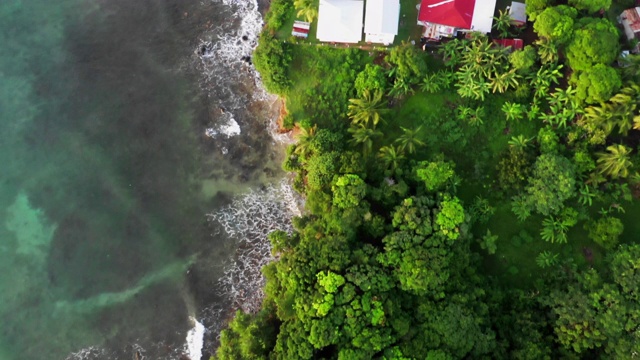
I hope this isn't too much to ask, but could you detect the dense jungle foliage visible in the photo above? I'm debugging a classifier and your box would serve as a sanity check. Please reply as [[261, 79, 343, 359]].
[[216, 0, 640, 358]]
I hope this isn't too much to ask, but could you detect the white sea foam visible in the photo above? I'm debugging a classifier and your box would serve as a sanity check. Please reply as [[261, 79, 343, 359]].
[[185, 317, 206, 360], [205, 113, 241, 138], [207, 179, 301, 314], [197, 0, 295, 149], [65, 346, 107, 360]]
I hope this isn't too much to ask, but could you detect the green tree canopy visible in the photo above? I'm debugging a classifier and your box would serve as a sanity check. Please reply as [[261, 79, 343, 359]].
[[253, 34, 292, 95], [355, 64, 388, 96], [526, 0, 555, 21], [568, 0, 611, 13], [414, 160, 455, 192], [566, 18, 619, 71], [571, 64, 621, 104], [585, 216, 623, 249], [533, 6, 577, 44], [386, 43, 428, 84], [331, 174, 367, 209], [509, 45, 537, 73], [524, 154, 576, 216]]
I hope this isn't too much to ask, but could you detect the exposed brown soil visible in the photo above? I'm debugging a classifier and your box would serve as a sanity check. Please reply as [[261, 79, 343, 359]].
[[275, 98, 292, 134]]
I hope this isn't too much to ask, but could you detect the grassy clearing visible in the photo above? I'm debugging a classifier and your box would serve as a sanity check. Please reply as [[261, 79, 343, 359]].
[[284, 45, 374, 124], [396, 0, 422, 45]]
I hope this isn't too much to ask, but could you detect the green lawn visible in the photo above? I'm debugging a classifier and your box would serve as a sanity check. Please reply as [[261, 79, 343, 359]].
[[396, 0, 422, 45]]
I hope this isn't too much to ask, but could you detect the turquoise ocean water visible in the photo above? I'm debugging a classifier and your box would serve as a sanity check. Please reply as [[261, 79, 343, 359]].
[[0, 0, 288, 358]]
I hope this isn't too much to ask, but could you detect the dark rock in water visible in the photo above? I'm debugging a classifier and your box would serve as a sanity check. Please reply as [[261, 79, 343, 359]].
[[198, 42, 213, 56], [242, 35, 248, 41], [240, 56, 252, 65]]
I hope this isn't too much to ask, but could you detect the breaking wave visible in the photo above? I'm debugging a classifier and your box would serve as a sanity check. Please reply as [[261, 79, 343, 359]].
[[207, 178, 300, 314], [195, 0, 293, 145]]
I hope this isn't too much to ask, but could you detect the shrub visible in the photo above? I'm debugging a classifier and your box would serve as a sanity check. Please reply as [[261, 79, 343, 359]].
[[265, 0, 293, 31], [585, 216, 624, 249], [509, 45, 537, 73], [354, 64, 388, 96], [253, 33, 292, 95]]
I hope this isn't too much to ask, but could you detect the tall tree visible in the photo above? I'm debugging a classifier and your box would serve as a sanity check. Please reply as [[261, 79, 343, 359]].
[[377, 145, 405, 172], [348, 124, 382, 156], [568, 0, 611, 13], [566, 18, 619, 71], [294, 0, 317, 22], [571, 64, 621, 104], [294, 124, 317, 159], [524, 154, 576, 216], [492, 9, 513, 38], [395, 126, 426, 154], [347, 90, 387, 128], [533, 5, 577, 45], [596, 144, 633, 179]]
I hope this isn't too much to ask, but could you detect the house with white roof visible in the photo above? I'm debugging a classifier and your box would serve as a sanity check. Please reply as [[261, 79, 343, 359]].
[[417, 0, 497, 39], [508, 2, 527, 26], [316, 0, 365, 43], [364, 0, 400, 45]]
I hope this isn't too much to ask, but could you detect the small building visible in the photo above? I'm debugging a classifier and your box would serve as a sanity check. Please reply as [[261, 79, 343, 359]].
[[508, 2, 527, 26], [620, 7, 640, 41], [292, 21, 310, 38], [417, 0, 497, 39], [317, 0, 365, 43], [364, 0, 400, 45]]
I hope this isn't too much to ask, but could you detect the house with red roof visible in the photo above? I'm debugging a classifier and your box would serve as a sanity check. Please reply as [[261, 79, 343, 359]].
[[418, 0, 497, 39]]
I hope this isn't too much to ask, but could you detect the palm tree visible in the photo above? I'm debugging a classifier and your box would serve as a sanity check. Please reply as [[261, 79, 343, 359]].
[[492, 9, 513, 38], [294, 0, 317, 22], [609, 86, 640, 135], [489, 69, 519, 93], [294, 124, 317, 159], [395, 126, 426, 154], [540, 216, 569, 244], [527, 103, 541, 121], [619, 53, 640, 82], [597, 144, 634, 179], [348, 124, 382, 156], [502, 101, 525, 122], [438, 38, 466, 67], [535, 38, 558, 64], [456, 75, 491, 101], [508, 135, 533, 150], [529, 64, 563, 101], [469, 106, 485, 126], [583, 105, 615, 135], [389, 78, 413, 98], [456, 106, 473, 122], [378, 145, 405, 171], [347, 90, 387, 128], [578, 184, 597, 206], [420, 73, 441, 93], [535, 251, 559, 268]]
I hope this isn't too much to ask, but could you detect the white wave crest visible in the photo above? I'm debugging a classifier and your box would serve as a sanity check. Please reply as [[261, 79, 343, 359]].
[[65, 346, 107, 360], [185, 317, 206, 360], [207, 179, 301, 314], [205, 113, 241, 138]]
